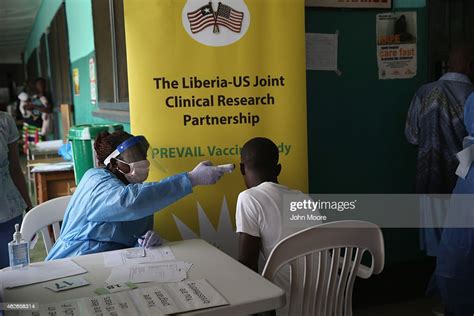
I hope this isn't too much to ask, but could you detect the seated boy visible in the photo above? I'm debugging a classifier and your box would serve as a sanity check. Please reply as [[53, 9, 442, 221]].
[[236, 137, 321, 277]]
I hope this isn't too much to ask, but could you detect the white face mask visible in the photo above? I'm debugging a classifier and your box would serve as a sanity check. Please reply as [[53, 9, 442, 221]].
[[116, 159, 150, 183]]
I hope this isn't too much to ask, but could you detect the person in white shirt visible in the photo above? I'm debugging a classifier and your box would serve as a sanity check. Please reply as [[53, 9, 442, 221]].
[[236, 137, 321, 309]]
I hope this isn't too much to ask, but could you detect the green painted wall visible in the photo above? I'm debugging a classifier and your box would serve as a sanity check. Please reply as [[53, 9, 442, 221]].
[[305, 5, 427, 263], [65, 0, 95, 62], [306, 9, 426, 194]]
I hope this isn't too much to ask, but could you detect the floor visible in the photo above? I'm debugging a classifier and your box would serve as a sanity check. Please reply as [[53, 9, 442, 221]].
[[354, 298, 441, 316], [30, 234, 46, 262]]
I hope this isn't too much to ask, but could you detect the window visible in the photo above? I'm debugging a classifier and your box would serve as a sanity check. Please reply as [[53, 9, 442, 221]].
[[47, 4, 72, 105], [92, 0, 129, 109]]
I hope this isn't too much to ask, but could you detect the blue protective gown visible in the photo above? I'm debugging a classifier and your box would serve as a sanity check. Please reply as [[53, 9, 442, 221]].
[[436, 93, 474, 315], [46, 168, 192, 260]]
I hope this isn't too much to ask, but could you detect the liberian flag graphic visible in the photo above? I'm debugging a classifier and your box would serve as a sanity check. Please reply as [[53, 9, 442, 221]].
[[187, 3, 216, 34], [187, 2, 244, 34]]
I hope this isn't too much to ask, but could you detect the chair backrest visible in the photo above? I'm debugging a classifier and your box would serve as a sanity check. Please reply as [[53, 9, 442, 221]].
[[262, 220, 384, 316], [20, 196, 71, 254]]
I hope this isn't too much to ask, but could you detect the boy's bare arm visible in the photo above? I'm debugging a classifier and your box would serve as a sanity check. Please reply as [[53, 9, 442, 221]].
[[238, 232, 261, 273]]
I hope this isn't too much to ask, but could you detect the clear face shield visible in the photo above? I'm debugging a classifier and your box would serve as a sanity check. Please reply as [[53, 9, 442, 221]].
[[103, 136, 151, 183], [103, 136, 168, 182], [104, 136, 149, 165]]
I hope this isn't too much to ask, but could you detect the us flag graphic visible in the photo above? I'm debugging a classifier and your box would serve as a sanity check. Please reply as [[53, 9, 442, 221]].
[[187, 3, 216, 34], [216, 2, 244, 33]]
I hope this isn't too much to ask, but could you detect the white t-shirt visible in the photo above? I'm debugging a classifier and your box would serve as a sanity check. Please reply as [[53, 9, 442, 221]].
[[236, 182, 320, 315], [236, 182, 313, 263]]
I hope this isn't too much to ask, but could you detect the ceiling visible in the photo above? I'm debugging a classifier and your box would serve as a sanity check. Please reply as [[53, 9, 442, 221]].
[[0, 0, 42, 64]]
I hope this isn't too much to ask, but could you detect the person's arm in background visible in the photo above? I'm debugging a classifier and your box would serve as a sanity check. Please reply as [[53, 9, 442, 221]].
[[8, 143, 32, 210], [236, 192, 262, 273]]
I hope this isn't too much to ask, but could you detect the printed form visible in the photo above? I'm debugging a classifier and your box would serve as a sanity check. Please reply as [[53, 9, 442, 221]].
[[20, 279, 227, 316], [105, 261, 192, 284], [103, 246, 175, 268]]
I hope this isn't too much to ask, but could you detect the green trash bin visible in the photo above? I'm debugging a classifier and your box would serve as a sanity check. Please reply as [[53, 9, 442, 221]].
[[68, 124, 123, 184]]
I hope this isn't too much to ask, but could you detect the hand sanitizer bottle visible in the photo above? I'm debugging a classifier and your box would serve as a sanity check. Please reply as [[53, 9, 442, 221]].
[[8, 224, 30, 269]]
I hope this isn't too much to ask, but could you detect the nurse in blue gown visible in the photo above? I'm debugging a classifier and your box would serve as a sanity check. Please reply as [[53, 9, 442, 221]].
[[436, 93, 474, 316], [46, 131, 224, 260]]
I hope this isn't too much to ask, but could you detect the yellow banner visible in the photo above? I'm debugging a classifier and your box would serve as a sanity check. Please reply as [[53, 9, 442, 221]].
[[124, 0, 307, 256]]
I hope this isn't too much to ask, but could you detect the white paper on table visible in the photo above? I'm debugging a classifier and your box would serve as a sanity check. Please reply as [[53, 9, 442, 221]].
[[18, 293, 137, 316], [43, 276, 90, 292], [19, 301, 81, 316], [31, 162, 74, 173], [0, 259, 87, 288], [78, 292, 139, 316], [130, 279, 228, 315], [125, 248, 145, 259], [32, 140, 64, 153], [105, 261, 189, 284], [103, 246, 175, 268]]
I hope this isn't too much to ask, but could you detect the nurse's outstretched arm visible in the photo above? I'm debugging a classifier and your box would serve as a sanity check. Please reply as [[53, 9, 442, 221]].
[[87, 172, 193, 222], [87, 162, 225, 222]]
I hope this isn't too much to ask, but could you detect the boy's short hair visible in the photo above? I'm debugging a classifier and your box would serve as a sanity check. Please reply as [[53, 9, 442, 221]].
[[241, 137, 279, 171]]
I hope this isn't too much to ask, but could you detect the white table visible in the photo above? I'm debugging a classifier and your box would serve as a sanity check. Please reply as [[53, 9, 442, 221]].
[[3, 239, 285, 315]]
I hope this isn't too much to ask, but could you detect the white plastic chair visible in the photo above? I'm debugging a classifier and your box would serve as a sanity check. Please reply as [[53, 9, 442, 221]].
[[262, 220, 384, 316], [20, 196, 71, 254]]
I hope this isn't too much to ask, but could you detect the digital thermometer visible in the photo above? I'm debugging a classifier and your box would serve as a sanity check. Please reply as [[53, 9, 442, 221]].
[[216, 164, 235, 173]]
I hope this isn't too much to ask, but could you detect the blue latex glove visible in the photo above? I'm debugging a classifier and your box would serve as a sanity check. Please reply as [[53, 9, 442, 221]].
[[188, 161, 224, 186], [58, 143, 73, 161], [138, 230, 162, 249]]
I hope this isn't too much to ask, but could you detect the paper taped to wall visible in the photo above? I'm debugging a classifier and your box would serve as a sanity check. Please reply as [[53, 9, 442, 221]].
[[306, 32, 341, 74]]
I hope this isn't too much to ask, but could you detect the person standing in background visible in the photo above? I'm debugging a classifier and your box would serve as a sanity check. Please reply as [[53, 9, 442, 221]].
[[406, 45, 474, 255], [0, 111, 32, 269], [405, 45, 474, 301], [21, 78, 53, 143], [31, 78, 53, 137]]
